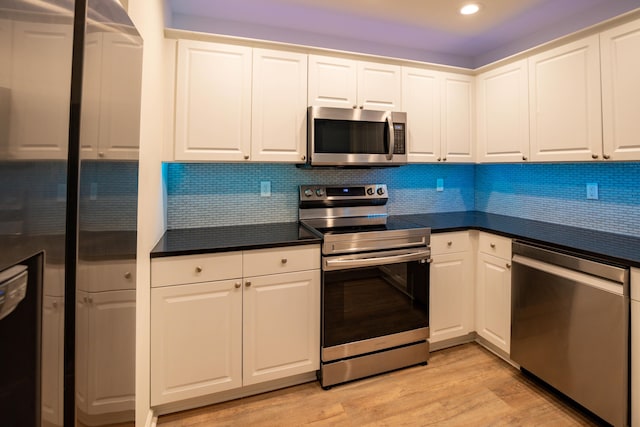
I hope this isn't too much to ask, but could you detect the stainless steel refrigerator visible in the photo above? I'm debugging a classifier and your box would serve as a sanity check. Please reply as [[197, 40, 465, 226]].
[[0, 0, 142, 425]]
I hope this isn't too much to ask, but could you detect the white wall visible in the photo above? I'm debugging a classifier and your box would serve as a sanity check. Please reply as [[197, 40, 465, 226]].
[[126, 0, 169, 425]]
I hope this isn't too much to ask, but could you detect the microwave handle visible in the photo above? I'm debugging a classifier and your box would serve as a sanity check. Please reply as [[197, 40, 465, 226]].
[[385, 112, 395, 160]]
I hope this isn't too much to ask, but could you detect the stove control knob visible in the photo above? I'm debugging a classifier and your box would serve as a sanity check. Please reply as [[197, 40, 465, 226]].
[[315, 188, 325, 197], [304, 188, 313, 197], [366, 187, 374, 196], [377, 187, 385, 196]]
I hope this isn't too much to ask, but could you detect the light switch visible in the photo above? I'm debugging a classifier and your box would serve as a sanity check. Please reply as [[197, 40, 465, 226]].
[[260, 181, 271, 197], [586, 183, 598, 200], [436, 178, 444, 192]]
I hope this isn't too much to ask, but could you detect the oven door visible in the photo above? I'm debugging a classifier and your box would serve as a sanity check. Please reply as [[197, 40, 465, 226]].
[[321, 248, 430, 362]]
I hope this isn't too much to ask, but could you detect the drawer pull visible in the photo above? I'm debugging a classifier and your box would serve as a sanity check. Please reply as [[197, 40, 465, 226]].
[[506, 263, 512, 269], [281, 258, 288, 264], [447, 241, 452, 246], [124, 272, 132, 279], [235, 282, 241, 289], [195, 266, 203, 273], [245, 281, 252, 287], [490, 243, 496, 249]]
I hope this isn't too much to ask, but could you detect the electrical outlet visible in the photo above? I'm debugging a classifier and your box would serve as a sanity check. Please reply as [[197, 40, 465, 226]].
[[260, 181, 271, 197], [90, 183, 98, 201], [436, 178, 444, 192], [57, 184, 66, 202], [586, 183, 598, 200]]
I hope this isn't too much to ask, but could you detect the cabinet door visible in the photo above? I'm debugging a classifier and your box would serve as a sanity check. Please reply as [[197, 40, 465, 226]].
[[78, 290, 136, 416], [251, 49, 307, 163], [357, 61, 402, 111], [96, 32, 143, 160], [441, 73, 474, 162], [476, 60, 529, 163], [243, 270, 320, 386], [174, 40, 252, 161], [528, 35, 602, 162], [151, 279, 242, 405], [41, 296, 64, 426], [600, 18, 640, 161], [9, 22, 73, 159], [429, 251, 474, 344], [402, 66, 441, 163], [79, 32, 102, 158], [632, 268, 639, 427], [476, 252, 511, 354], [308, 55, 357, 108]]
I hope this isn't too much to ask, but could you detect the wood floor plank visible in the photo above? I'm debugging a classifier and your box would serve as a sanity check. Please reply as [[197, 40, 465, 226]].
[[157, 343, 603, 426]]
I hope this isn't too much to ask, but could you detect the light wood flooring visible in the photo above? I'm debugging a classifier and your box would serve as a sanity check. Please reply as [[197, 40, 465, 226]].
[[157, 343, 604, 426]]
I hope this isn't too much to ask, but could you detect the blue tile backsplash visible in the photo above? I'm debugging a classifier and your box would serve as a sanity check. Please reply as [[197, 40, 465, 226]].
[[166, 162, 640, 237]]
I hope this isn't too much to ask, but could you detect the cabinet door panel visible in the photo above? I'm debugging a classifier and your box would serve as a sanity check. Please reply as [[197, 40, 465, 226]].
[[151, 280, 242, 405], [308, 55, 357, 108], [357, 61, 402, 111], [251, 49, 307, 162], [243, 270, 320, 386], [402, 66, 441, 162], [601, 18, 640, 161], [441, 73, 474, 162], [174, 40, 252, 161], [476, 252, 511, 353], [529, 35, 601, 162], [477, 60, 529, 162]]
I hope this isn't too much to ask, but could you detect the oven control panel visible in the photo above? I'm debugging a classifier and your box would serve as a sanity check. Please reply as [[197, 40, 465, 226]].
[[299, 184, 387, 201]]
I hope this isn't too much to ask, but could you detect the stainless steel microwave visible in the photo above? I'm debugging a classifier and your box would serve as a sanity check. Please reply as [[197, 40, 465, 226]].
[[307, 106, 407, 167]]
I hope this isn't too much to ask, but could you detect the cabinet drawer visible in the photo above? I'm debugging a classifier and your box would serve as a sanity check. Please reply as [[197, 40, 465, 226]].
[[478, 232, 512, 259], [243, 245, 320, 277], [77, 259, 136, 292], [431, 232, 471, 255], [151, 252, 242, 287]]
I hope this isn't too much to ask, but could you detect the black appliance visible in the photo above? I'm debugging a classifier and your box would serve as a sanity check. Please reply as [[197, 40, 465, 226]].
[[299, 184, 430, 388], [0, 0, 142, 425]]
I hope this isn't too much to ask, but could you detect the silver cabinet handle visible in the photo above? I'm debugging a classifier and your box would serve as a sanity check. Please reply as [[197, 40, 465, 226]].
[[490, 243, 496, 249], [301, 155, 306, 161], [442, 157, 447, 161], [281, 258, 288, 264], [195, 266, 202, 273], [124, 272, 132, 279], [352, 105, 357, 109], [603, 154, 610, 160], [52, 301, 58, 308], [245, 281, 252, 287], [522, 156, 528, 161], [244, 155, 249, 160], [447, 241, 453, 246], [234, 282, 241, 289], [592, 153, 599, 159], [506, 263, 512, 269]]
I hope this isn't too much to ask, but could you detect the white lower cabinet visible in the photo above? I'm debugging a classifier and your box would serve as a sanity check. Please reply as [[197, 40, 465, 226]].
[[475, 232, 512, 354], [631, 268, 639, 427], [429, 232, 475, 345], [41, 295, 64, 426], [150, 245, 320, 408]]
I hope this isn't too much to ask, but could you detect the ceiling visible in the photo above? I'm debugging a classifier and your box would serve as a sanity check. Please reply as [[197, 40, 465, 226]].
[[166, 0, 640, 68]]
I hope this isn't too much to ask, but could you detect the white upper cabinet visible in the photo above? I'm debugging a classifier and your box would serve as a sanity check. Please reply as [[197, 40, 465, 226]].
[[600, 18, 640, 161], [402, 66, 441, 162], [174, 40, 252, 161], [251, 48, 308, 163], [528, 35, 602, 162], [308, 55, 401, 111], [8, 22, 73, 160], [80, 32, 142, 160], [441, 73, 474, 162], [476, 60, 530, 163]]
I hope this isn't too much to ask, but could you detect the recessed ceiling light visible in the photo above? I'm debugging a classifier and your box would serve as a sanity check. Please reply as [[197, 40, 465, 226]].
[[460, 3, 481, 15]]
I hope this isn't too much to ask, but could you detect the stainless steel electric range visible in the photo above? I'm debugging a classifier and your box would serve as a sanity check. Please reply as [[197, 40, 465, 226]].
[[299, 184, 431, 389]]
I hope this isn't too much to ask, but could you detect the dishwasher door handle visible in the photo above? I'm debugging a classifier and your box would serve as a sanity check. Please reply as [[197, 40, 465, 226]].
[[512, 254, 625, 296]]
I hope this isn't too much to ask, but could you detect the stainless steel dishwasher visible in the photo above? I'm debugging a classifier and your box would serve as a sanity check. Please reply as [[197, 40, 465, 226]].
[[511, 241, 629, 427]]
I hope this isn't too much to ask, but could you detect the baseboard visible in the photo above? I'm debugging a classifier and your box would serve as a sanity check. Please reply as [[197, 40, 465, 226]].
[[429, 332, 476, 352], [474, 335, 519, 368], [146, 408, 157, 427]]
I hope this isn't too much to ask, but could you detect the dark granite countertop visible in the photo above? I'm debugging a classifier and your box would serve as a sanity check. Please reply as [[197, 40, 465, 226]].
[[151, 222, 321, 258], [397, 211, 640, 268]]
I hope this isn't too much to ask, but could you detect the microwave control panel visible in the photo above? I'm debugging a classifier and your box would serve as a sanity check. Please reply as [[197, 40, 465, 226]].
[[393, 123, 405, 154]]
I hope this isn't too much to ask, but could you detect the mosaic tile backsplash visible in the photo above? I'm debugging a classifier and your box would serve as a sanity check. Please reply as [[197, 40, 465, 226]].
[[166, 163, 475, 228], [167, 162, 640, 237]]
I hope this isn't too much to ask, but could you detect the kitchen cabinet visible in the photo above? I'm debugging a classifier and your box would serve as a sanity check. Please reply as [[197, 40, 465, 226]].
[[600, 18, 640, 161], [402, 67, 474, 163], [80, 31, 143, 160], [174, 40, 252, 161], [632, 268, 639, 427], [77, 258, 136, 292], [429, 232, 475, 347], [476, 60, 529, 163], [75, 289, 136, 422], [41, 295, 64, 426], [528, 35, 602, 162], [475, 232, 512, 355], [251, 48, 307, 163], [308, 54, 401, 111], [150, 245, 320, 407], [7, 21, 73, 160]]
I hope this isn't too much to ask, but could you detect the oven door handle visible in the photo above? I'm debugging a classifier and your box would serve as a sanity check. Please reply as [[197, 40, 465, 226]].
[[324, 250, 431, 270]]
